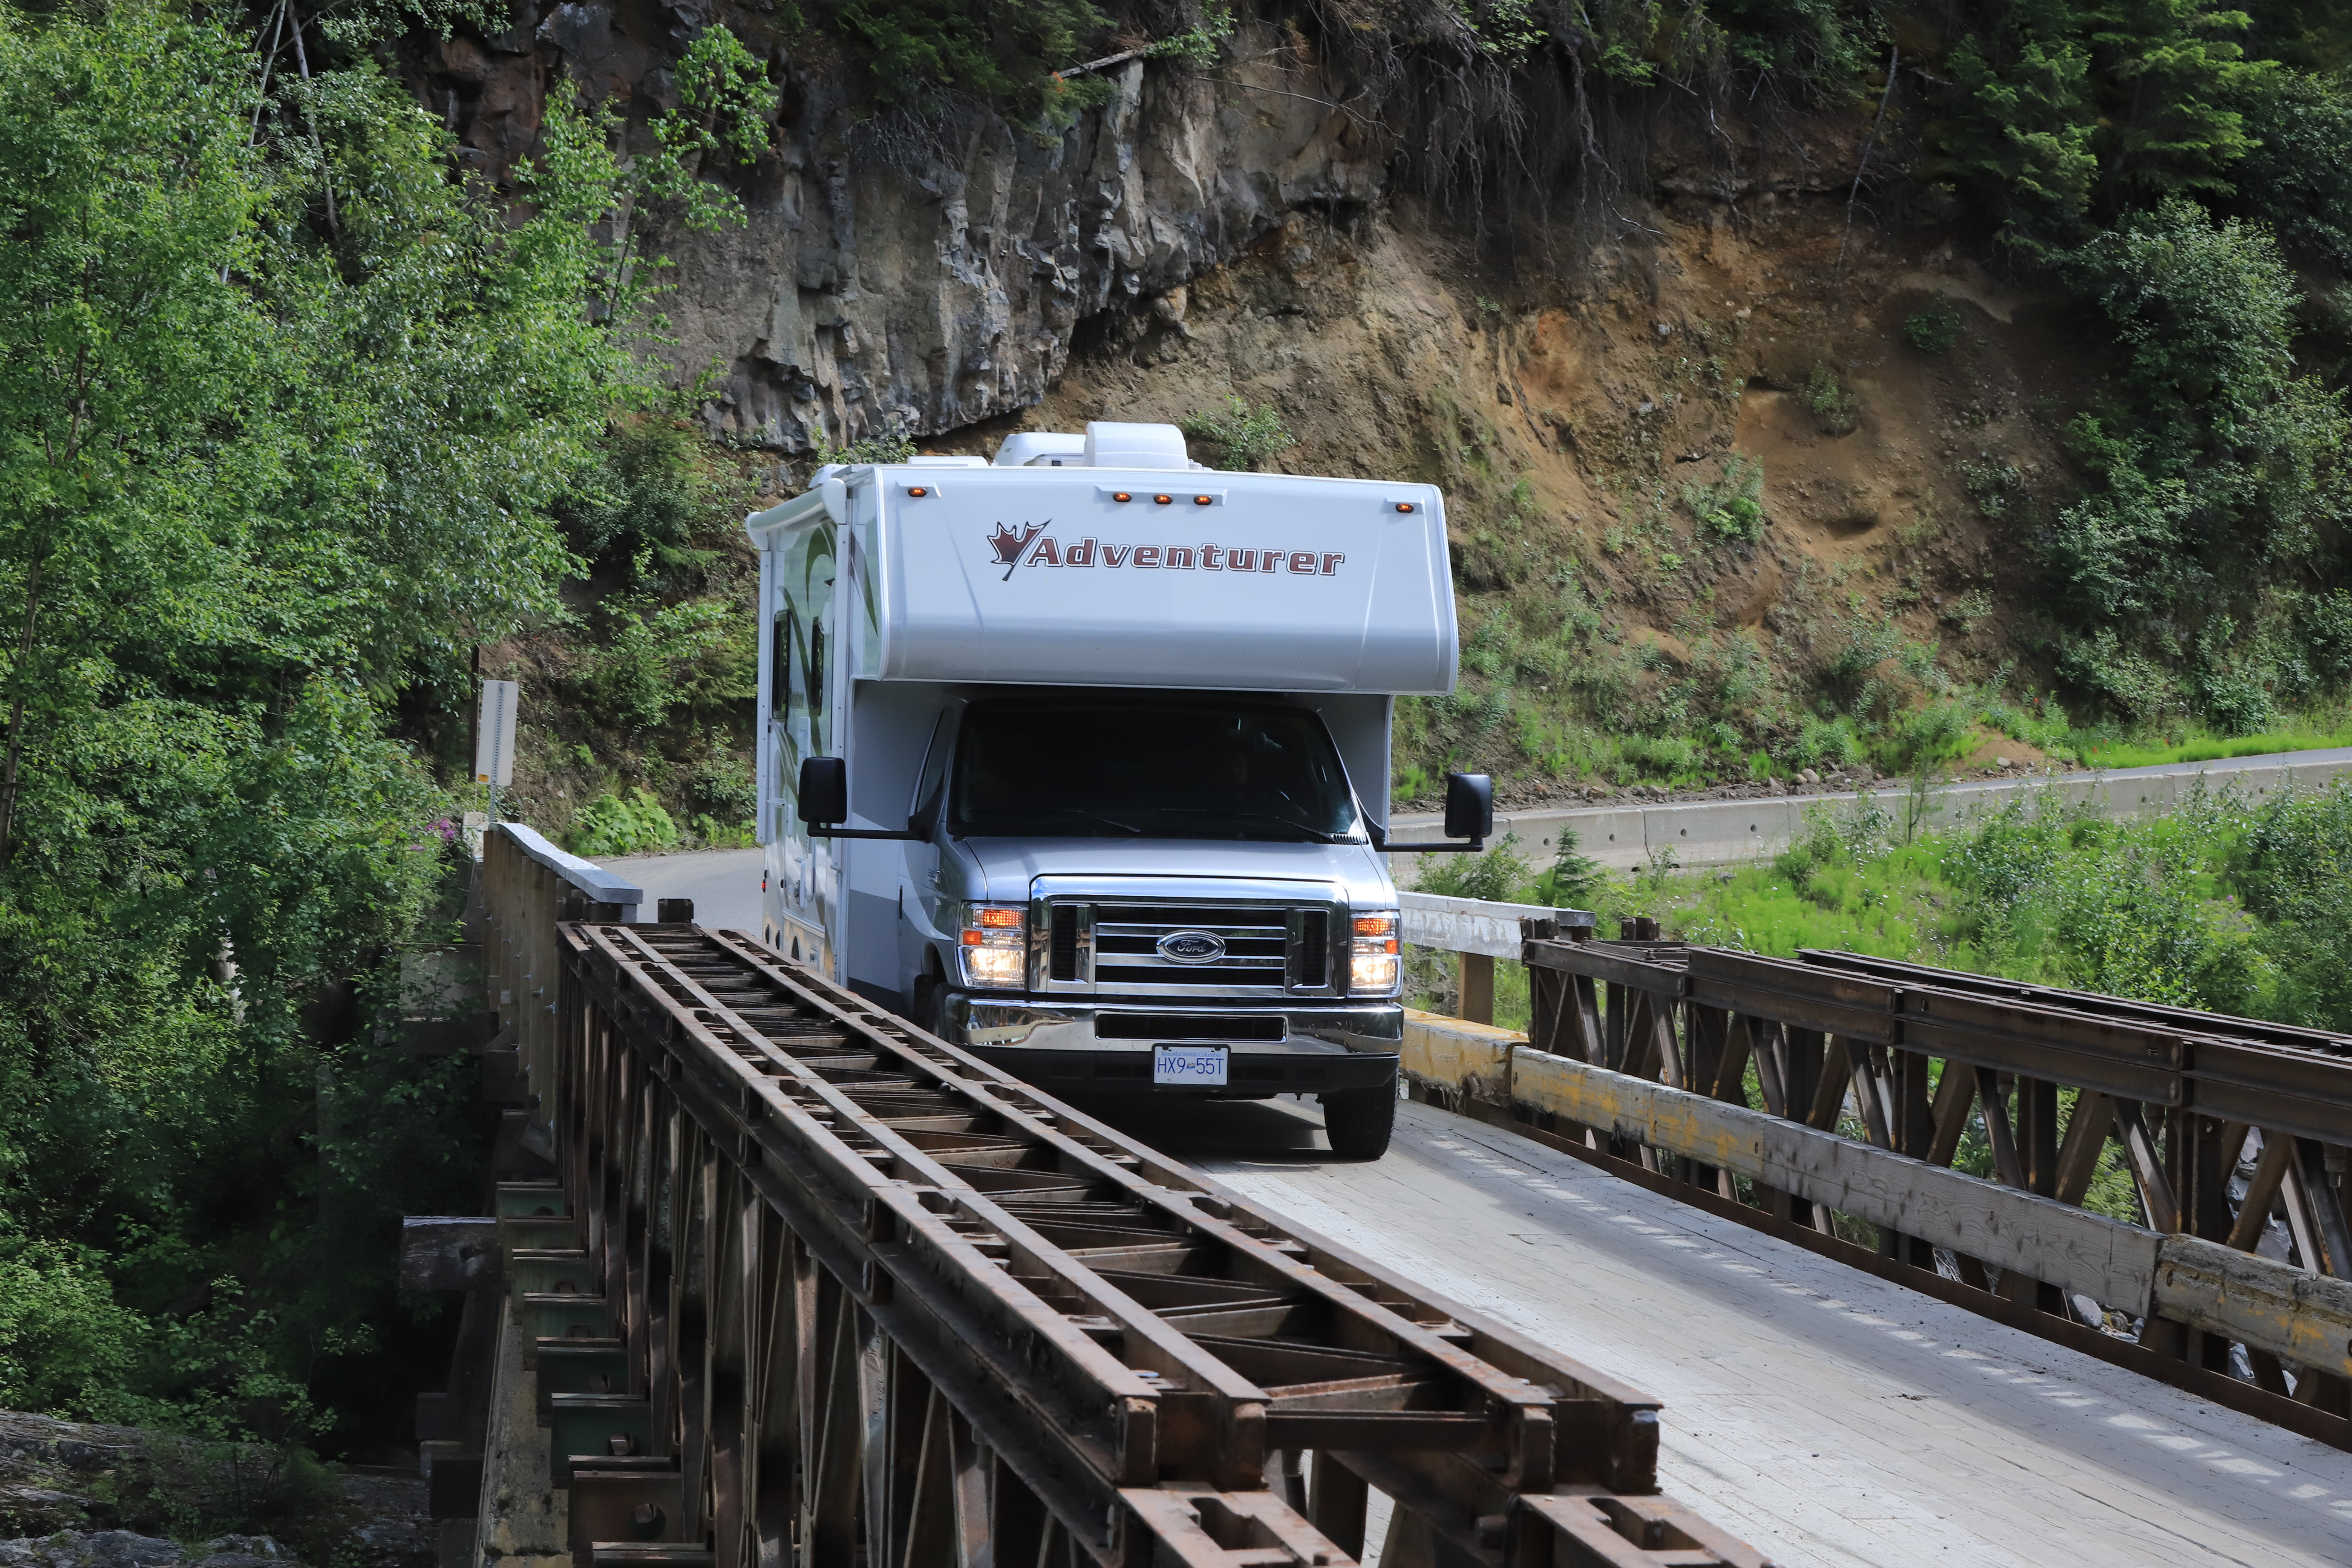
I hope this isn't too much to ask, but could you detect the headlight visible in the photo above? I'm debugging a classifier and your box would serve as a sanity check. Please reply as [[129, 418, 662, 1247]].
[[1350, 911, 1400, 994], [958, 903, 1027, 989]]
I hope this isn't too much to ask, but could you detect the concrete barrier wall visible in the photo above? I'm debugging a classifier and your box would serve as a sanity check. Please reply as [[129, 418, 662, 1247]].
[[1393, 746, 2352, 872]]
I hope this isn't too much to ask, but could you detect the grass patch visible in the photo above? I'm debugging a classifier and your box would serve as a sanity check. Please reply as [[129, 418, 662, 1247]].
[[2075, 724, 2352, 769], [1409, 781, 2352, 1037]]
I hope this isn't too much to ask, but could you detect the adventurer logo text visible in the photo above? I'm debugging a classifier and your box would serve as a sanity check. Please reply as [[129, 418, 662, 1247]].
[[987, 522, 1343, 581]]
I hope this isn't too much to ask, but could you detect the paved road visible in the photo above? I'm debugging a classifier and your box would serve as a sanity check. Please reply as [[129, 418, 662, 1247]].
[[591, 747, 2352, 916], [602, 845, 763, 932], [1395, 744, 2352, 870], [1103, 1096, 2352, 1568]]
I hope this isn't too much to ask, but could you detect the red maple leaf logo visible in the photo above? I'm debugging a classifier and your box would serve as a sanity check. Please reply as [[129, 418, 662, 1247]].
[[987, 522, 1046, 577]]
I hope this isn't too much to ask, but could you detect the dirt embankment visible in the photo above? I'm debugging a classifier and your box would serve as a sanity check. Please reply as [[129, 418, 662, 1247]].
[[914, 189, 2087, 794]]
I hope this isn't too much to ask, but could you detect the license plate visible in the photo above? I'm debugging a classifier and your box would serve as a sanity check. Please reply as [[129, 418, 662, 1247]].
[[1153, 1044, 1228, 1087]]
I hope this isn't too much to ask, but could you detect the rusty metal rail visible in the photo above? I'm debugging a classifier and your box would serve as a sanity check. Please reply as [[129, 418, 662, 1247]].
[[521, 911, 1769, 1568], [1502, 919, 2352, 1445]]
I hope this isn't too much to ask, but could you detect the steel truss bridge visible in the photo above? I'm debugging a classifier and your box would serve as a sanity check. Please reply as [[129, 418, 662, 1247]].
[[399, 825, 2352, 1568]]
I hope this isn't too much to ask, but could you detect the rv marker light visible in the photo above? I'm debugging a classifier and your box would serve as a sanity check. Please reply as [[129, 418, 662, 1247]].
[[907, 486, 928, 497], [1395, 502, 1415, 513], [1112, 491, 1132, 502], [1154, 493, 1173, 504], [1194, 495, 1213, 505]]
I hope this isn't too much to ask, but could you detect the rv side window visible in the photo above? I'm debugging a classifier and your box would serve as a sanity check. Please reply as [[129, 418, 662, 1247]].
[[806, 619, 825, 716], [770, 608, 797, 715], [908, 710, 952, 825]]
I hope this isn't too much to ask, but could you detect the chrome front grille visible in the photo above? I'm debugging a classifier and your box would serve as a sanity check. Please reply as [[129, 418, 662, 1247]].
[[1030, 897, 1343, 997]]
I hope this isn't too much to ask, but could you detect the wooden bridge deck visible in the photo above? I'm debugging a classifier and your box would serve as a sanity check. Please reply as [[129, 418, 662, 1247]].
[[1104, 1096, 2352, 1568]]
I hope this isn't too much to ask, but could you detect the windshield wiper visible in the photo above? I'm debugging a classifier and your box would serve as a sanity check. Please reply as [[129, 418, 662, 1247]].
[[1159, 808, 1348, 843]]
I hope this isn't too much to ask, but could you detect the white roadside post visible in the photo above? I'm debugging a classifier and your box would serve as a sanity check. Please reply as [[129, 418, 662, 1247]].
[[475, 678, 518, 823]]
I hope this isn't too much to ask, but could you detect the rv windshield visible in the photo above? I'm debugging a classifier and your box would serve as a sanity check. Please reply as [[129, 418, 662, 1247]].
[[949, 702, 1363, 842]]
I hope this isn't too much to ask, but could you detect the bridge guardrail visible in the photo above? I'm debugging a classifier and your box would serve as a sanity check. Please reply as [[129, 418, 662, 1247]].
[[1397, 891, 1594, 1026], [481, 824, 643, 1155], [1389, 898, 2352, 1451]]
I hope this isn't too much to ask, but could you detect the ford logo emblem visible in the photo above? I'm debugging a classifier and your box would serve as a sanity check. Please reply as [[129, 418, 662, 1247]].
[[1156, 931, 1226, 964]]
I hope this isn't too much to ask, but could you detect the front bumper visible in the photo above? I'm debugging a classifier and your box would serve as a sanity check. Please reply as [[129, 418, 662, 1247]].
[[942, 993, 1401, 1098]]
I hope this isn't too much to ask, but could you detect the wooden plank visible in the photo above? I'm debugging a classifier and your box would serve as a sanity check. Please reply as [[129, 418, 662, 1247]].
[[1402, 891, 1591, 959], [1460, 954, 1494, 1026], [2153, 1234, 2352, 1380], [1507, 1047, 2163, 1311], [403, 1216, 501, 1291]]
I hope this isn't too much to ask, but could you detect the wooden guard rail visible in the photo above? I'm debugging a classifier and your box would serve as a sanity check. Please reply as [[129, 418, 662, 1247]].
[[1401, 916, 2352, 1450], [459, 824, 1776, 1568], [480, 823, 644, 1156]]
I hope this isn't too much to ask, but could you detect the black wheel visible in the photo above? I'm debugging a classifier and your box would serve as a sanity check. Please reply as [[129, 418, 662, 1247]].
[[1321, 1081, 1397, 1159], [910, 971, 945, 1040]]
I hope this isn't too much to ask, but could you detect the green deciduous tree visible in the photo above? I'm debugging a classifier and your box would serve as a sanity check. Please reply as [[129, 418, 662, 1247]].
[[0, 0, 645, 1443]]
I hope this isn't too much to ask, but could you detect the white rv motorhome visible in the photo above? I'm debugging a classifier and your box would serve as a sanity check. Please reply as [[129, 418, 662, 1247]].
[[743, 421, 1490, 1158]]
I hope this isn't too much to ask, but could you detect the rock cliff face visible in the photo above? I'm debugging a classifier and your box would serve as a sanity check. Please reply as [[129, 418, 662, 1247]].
[[440, 8, 2090, 806], [425, 5, 1399, 449]]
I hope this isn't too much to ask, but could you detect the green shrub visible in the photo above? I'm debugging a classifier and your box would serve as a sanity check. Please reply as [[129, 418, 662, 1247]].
[[558, 416, 717, 578], [1619, 732, 1706, 782], [823, 0, 1113, 126], [815, 426, 917, 465], [1182, 396, 1298, 471], [686, 734, 756, 822], [1787, 713, 1866, 772], [1960, 459, 2021, 520], [588, 597, 753, 732], [568, 788, 680, 856], [1801, 363, 1859, 435], [1531, 826, 1610, 908], [1413, 833, 1530, 902], [0, 1238, 142, 1418], [1903, 296, 1963, 353], [1684, 454, 1767, 542]]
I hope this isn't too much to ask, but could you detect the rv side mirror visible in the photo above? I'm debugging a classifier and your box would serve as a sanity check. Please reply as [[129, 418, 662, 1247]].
[[798, 756, 848, 827], [1442, 772, 1494, 842]]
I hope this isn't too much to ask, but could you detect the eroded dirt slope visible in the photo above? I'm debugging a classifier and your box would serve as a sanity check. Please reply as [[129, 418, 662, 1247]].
[[917, 191, 2082, 800]]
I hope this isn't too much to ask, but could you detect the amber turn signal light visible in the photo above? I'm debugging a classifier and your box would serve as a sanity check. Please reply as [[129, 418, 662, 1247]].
[[1395, 502, 1415, 513], [907, 486, 928, 497], [1154, 493, 1173, 504], [1112, 491, 1133, 502]]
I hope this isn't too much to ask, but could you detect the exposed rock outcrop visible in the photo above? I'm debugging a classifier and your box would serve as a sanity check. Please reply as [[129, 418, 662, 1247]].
[[421, 4, 1403, 448]]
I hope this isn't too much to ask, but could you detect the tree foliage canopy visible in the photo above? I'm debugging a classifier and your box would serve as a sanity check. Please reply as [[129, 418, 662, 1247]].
[[0, 0, 641, 1442]]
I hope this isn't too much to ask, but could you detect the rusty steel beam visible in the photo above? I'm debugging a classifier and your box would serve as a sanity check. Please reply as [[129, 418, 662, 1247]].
[[531, 919, 1768, 1568]]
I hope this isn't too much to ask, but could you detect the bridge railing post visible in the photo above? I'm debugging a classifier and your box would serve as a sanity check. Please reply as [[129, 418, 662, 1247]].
[[475, 822, 644, 1159]]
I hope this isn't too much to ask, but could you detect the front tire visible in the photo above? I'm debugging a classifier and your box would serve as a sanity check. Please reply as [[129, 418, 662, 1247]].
[[1321, 1080, 1397, 1159], [910, 972, 945, 1040]]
